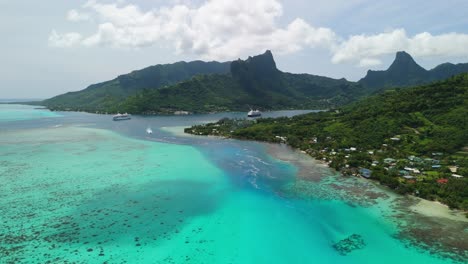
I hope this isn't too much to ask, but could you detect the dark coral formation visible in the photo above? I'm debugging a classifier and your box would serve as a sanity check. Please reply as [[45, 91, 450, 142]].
[[332, 234, 366, 255]]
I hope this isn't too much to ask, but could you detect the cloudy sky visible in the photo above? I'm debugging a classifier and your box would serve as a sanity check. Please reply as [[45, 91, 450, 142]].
[[2, 0, 468, 99]]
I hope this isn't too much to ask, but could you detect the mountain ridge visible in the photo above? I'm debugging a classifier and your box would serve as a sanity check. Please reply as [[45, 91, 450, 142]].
[[42, 50, 468, 113], [118, 51, 360, 114], [43, 60, 231, 111], [359, 51, 468, 89]]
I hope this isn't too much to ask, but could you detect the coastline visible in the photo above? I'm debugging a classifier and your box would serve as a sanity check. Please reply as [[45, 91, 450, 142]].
[[160, 126, 222, 139], [261, 141, 468, 261], [263, 141, 468, 221], [409, 198, 468, 222], [181, 125, 467, 220], [168, 125, 468, 261]]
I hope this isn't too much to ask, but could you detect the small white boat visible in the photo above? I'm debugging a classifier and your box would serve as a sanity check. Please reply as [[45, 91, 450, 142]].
[[146, 127, 153, 134], [247, 109, 261, 117], [113, 113, 131, 121]]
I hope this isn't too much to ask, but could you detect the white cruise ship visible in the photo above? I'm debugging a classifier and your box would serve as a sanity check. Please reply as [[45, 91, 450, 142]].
[[112, 113, 131, 121], [247, 109, 261, 117]]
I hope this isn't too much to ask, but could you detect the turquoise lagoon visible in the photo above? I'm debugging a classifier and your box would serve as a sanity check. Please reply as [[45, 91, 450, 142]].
[[0, 105, 465, 263], [0, 104, 60, 122]]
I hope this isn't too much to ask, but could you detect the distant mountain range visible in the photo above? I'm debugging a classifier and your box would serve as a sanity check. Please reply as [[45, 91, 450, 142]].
[[42, 50, 468, 114], [359, 51, 468, 89], [117, 51, 362, 114]]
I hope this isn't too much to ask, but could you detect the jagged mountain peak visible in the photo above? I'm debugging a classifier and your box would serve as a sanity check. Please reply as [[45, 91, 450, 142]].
[[394, 51, 413, 61], [243, 50, 277, 70], [388, 51, 426, 73], [359, 51, 429, 89], [231, 50, 279, 79]]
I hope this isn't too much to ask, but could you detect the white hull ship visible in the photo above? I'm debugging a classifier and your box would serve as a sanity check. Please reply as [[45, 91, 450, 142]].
[[247, 109, 261, 117], [113, 113, 131, 121]]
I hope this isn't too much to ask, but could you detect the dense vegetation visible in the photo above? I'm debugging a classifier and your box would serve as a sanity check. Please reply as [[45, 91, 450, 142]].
[[359, 51, 468, 89], [186, 74, 468, 210], [117, 51, 361, 114], [41, 50, 468, 115], [43, 60, 230, 112]]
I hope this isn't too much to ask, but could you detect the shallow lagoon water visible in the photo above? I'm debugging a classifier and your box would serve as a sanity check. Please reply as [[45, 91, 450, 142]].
[[0, 104, 60, 122], [0, 105, 465, 263]]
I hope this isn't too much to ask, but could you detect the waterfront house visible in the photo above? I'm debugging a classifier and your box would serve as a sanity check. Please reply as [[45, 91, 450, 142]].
[[359, 168, 372, 178]]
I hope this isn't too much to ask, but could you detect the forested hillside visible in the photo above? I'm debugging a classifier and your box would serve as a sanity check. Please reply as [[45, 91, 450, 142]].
[[118, 51, 360, 114], [186, 74, 468, 210], [43, 60, 230, 112]]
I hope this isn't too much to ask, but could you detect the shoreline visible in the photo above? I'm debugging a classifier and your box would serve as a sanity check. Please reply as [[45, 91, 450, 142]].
[[169, 125, 467, 223], [261, 141, 468, 261], [39, 105, 324, 116], [408, 198, 468, 222], [183, 126, 467, 221], [263, 141, 468, 221]]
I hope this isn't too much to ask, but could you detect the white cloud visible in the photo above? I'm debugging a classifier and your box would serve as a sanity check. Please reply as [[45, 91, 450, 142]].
[[49, 0, 336, 60], [67, 9, 91, 22], [408, 32, 468, 57], [332, 29, 468, 66], [48, 30, 83, 47], [49, 1, 468, 65]]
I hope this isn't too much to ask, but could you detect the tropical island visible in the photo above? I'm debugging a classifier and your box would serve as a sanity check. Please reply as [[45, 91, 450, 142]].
[[185, 74, 468, 212], [39, 51, 468, 115]]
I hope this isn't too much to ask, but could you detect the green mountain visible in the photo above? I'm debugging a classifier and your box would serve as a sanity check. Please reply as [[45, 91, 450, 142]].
[[42, 50, 468, 114], [118, 51, 361, 114], [359, 51, 468, 89], [43, 60, 230, 112], [186, 74, 468, 209]]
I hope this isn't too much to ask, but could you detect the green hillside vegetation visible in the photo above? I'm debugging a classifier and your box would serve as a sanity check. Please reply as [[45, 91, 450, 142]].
[[117, 51, 362, 114], [43, 60, 230, 112], [186, 74, 468, 210], [40, 50, 468, 114]]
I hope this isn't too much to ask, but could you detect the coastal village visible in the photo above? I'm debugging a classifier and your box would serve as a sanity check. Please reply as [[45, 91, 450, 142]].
[[309, 138, 464, 183], [269, 133, 465, 197]]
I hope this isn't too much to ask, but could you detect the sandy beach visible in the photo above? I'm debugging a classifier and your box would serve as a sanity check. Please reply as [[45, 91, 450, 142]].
[[160, 126, 193, 137], [409, 198, 468, 222]]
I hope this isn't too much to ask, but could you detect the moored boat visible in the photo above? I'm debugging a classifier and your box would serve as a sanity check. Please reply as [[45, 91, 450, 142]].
[[247, 109, 261, 117], [113, 113, 131, 121]]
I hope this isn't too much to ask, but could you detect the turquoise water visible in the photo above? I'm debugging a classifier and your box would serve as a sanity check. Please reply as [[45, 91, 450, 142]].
[[0, 104, 60, 122], [0, 106, 465, 263]]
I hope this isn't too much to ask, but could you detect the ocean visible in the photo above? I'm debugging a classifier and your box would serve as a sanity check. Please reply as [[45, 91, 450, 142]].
[[0, 104, 465, 263]]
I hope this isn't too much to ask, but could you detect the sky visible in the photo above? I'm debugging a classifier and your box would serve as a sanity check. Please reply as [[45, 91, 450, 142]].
[[2, 0, 468, 99]]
